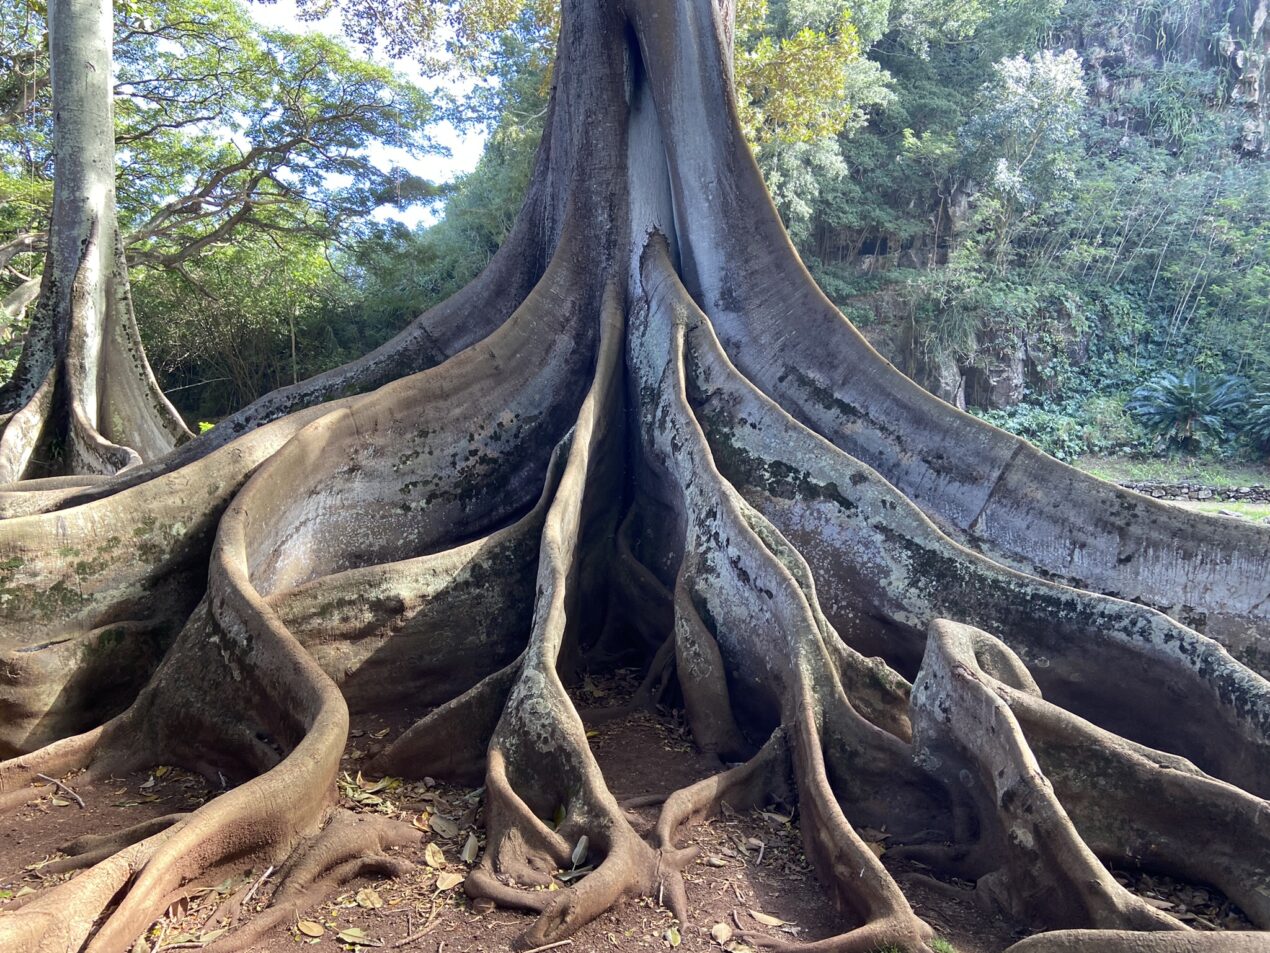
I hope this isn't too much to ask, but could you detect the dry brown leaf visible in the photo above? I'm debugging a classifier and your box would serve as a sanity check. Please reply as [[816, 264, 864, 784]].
[[749, 910, 789, 927], [435, 871, 464, 891], [424, 842, 445, 869], [461, 833, 479, 864], [429, 814, 459, 839], [296, 920, 324, 937]]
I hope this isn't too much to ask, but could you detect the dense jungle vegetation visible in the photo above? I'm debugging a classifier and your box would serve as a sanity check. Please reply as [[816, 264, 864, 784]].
[[2, 0, 1267, 467]]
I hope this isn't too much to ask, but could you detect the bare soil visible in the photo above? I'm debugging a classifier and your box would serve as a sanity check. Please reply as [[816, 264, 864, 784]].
[[0, 669, 1249, 952]]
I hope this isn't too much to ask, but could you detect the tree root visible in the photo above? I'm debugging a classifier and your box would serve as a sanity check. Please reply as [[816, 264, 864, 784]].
[[42, 813, 191, 875], [1003, 931, 1270, 953], [202, 810, 419, 953], [679, 294, 1270, 799], [461, 286, 699, 949]]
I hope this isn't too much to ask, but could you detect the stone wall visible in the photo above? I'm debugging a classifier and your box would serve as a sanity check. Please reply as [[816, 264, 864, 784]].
[[1120, 482, 1270, 503]]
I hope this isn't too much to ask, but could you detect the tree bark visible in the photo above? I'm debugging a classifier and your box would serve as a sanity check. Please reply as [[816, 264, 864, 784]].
[[0, 0, 191, 484], [0, 3, 1266, 953]]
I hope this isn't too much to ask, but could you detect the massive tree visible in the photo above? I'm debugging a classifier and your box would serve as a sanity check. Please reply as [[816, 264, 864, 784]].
[[0, 2, 1268, 952]]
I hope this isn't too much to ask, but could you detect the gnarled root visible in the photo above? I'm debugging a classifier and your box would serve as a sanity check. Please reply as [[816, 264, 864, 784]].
[[202, 810, 419, 953], [461, 286, 697, 949], [911, 621, 1182, 932]]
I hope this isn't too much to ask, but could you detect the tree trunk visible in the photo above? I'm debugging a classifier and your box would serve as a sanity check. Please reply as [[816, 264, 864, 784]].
[[0, 3, 1267, 952], [0, 0, 191, 484]]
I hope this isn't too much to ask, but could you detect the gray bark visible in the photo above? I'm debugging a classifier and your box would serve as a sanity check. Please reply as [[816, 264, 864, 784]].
[[0, 0, 190, 483]]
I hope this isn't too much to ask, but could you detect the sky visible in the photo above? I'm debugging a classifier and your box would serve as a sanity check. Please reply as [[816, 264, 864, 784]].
[[246, 0, 488, 228]]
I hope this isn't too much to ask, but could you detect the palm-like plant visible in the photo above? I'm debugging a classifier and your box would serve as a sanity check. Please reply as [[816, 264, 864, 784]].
[[1126, 368, 1247, 452], [1247, 390, 1270, 453]]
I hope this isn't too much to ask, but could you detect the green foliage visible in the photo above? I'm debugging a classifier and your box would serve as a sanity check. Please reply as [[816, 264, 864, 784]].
[[737, 0, 892, 147], [0, 0, 443, 417], [1126, 369, 1248, 453], [134, 229, 342, 416], [979, 394, 1149, 462], [1246, 391, 1270, 454]]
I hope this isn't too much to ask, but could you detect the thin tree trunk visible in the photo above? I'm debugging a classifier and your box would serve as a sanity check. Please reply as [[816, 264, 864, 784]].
[[0, 0, 191, 483]]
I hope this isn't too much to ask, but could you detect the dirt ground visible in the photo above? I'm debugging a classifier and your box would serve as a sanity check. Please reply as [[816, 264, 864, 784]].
[[0, 668, 1251, 953]]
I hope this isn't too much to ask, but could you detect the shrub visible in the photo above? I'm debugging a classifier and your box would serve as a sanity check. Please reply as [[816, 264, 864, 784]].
[[1246, 390, 1270, 453], [1125, 369, 1247, 453]]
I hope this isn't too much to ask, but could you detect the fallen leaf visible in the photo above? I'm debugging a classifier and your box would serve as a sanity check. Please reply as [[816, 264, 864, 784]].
[[571, 834, 589, 868], [199, 928, 228, 942], [297, 920, 325, 937], [461, 833, 479, 864], [435, 871, 464, 891], [355, 887, 383, 909], [429, 814, 459, 839], [710, 922, 733, 944], [336, 926, 375, 945], [412, 812, 430, 832], [664, 925, 682, 947], [749, 910, 789, 927], [761, 812, 791, 826], [424, 843, 445, 869], [50, 797, 70, 807], [865, 842, 886, 859]]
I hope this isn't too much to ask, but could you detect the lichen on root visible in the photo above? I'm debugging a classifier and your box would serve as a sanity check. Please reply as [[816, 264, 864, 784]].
[[1, 1, 1269, 952]]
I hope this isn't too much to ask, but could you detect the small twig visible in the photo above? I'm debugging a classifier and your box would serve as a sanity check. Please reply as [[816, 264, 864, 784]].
[[521, 941, 573, 953], [391, 900, 440, 948], [619, 793, 667, 810], [239, 865, 274, 913], [36, 774, 84, 808]]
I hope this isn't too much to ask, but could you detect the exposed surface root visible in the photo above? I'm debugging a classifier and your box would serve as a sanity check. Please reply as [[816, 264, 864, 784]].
[[462, 288, 698, 950], [202, 810, 418, 953]]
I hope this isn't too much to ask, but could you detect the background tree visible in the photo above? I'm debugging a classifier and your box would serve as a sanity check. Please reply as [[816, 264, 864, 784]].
[[0, 0, 438, 471]]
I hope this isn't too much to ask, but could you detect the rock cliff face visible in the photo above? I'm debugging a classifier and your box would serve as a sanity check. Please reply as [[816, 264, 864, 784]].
[[1078, 0, 1269, 155], [848, 0, 1268, 411]]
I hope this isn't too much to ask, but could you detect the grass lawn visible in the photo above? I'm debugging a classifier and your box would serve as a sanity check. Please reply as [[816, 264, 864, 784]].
[[1074, 455, 1270, 488], [1165, 499, 1270, 521]]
